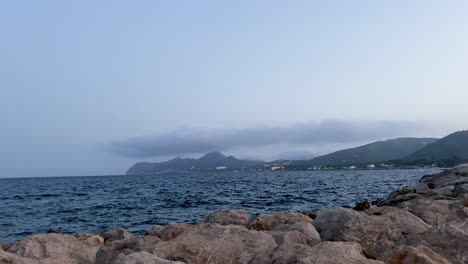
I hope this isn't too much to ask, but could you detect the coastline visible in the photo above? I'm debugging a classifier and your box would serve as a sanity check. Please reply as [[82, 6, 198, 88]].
[[1, 165, 467, 264]]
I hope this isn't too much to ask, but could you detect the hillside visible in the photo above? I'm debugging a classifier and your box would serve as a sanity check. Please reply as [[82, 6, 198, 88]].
[[402, 131, 468, 166], [126, 152, 263, 175], [305, 137, 438, 167]]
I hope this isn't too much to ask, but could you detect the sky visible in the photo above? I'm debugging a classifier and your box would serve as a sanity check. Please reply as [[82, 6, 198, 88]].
[[1, 1, 468, 177]]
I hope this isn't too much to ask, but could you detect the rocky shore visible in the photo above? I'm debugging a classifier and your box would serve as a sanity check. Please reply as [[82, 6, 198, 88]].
[[1, 165, 467, 264]]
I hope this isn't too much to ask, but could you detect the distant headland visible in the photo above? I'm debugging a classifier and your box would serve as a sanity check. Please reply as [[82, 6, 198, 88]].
[[127, 130, 468, 174]]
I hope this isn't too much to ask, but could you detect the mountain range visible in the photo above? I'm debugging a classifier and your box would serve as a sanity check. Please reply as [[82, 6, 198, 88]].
[[126, 130, 468, 174], [304, 138, 438, 167], [126, 152, 263, 175], [400, 130, 468, 166]]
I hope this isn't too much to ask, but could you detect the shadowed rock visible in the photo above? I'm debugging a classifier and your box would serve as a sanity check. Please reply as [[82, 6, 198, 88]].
[[99, 228, 134, 243], [249, 212, 312, 231]]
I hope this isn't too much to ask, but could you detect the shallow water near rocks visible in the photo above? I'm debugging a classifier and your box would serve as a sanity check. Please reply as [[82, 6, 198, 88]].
[[0, 169, 439, 242]]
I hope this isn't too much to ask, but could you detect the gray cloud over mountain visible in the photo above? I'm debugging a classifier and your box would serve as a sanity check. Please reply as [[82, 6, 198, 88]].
[[109, 120, 425, 158]]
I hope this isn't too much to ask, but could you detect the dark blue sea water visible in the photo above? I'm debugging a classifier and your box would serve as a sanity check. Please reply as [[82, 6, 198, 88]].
[[0, 169, 439, 242]]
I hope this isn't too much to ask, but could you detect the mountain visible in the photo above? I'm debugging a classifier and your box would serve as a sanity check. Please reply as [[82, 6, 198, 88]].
[[305, 138, 438, 167], [402, 131, 468, 166], [126, 152, 263, 175]]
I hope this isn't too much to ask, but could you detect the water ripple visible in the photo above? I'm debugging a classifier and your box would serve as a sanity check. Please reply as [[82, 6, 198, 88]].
[[0, 169, 439, 242]]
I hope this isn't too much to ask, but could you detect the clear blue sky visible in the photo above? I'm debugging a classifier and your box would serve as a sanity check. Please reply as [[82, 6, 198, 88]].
[[1, 1, 467, 177]]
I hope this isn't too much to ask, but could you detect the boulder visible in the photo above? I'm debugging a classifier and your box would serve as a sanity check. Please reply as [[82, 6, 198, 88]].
[[5, 233, 101, 264], [313, 208, 405, 260], [296, 242, 384, 264], [157, 224, 194, 241], [153, 223, 277, 264], [111, 251, 186, 264], [463, 193, 468, 207], [1, 248, 23, 264], [249, 212, 312, 231], [301, 210, 320, 220], [365, 206, 431, 234], [404, 223, 468, 264], [250, 223, 321, 264], [203, 209, 250, 227], [250, 243, 316, 264], [387, 245, 451, 264], [95, 236, 161, 264], [420, 165, 468, 188], [267, 223, 320, 246], [354, 201, 372, 211], [73, 234, 104, 247], [375, 187, 422, 206], [145, 225, 164, 237], [99, 228, 134, 243], [398, 197, 467, 225]]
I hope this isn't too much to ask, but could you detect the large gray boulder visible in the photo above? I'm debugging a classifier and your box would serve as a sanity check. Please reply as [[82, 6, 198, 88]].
[[250, 223, 321, 263], [203, 209, 250, 227], [313, 207, 429, 260], [404, 223, 468, 264], [365, 206, 431, 234], [397, 197, 467, 225], [4, 233, 102, 264], [249, 212, 312, 231], [153, 223, 277, 264]]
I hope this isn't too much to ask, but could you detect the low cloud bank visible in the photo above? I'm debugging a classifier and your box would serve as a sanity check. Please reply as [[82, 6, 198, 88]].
[[109, 120, 424, 158]]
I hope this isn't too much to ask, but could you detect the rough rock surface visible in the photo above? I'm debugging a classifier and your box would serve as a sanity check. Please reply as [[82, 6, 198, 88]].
[[296, 242, 385, 264], [365, 206, 432, 234], [4, 233, 101, 264], [111, 251, 185, 264], [154, 224, 194, 242], [99, 228, 134, 243], [397, 197, 467, 225], [95, 236, 161, 264], [249, 212, 312, 231], [203, 209, 250, 227], [387, 245, 451, 264], [153, 223, 277, 264], [313, 207, 406, 260], [144, 225, 164, 237], [403, 223, 468, 264], [268, 223, 320, 246]]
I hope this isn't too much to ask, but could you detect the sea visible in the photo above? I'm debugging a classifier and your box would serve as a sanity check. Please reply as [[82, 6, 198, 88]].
[[0, 168, 440, 242]]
